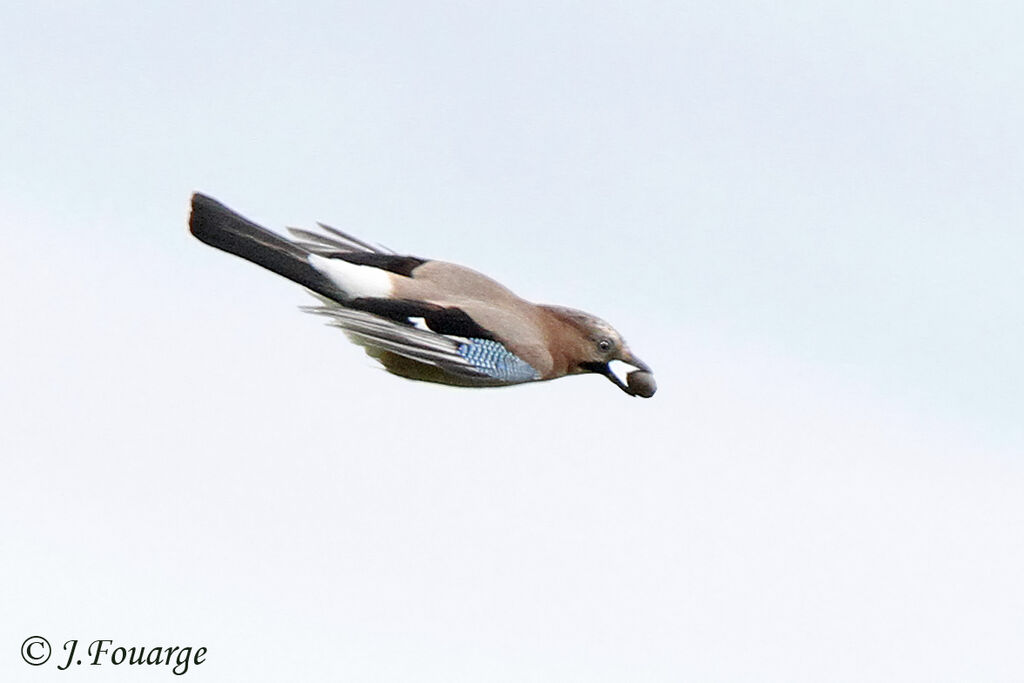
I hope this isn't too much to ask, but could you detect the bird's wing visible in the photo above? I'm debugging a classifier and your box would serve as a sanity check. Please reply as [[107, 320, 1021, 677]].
[[287, 223, 397, 255], [302, 302, 541, 385]]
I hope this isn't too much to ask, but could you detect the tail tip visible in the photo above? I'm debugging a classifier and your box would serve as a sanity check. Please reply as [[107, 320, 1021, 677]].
[[188, 192, 228, 241]]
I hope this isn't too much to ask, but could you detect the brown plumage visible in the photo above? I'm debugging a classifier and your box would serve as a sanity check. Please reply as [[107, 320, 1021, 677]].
[[189, 193, 655, 397]]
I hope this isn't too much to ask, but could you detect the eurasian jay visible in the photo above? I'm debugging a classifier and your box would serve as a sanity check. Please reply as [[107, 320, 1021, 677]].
[[188, 193, 656, 398]]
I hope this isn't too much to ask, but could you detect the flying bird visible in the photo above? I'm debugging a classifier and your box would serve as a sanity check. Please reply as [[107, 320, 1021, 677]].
[[188, 193, 656, 397]]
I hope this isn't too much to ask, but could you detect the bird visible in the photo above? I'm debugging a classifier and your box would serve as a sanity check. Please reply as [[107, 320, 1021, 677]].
[[188, 193, 656, 398]]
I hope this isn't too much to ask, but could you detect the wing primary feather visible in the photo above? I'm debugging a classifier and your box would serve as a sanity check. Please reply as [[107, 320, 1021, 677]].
[[285, 224, 396, 256], [317, 222, 396, 254]]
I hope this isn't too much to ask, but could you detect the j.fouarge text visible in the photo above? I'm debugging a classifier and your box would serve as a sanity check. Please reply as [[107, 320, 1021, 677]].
[[58, 638, 206, 675]]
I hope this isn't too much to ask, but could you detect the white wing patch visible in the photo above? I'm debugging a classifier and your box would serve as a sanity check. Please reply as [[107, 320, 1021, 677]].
[[409, 317, 431, 331], [308, 254, 394, 299]]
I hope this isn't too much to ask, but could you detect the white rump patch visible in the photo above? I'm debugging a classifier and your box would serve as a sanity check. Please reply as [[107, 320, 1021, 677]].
[[308, 254, 394, 299]]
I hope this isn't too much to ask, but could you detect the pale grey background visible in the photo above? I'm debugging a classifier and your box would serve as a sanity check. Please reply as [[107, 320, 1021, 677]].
[[2, 1, 1022, 681]]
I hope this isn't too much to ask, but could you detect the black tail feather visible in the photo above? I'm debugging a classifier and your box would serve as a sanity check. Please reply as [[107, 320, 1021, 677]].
[[189, 193, 342, 300]]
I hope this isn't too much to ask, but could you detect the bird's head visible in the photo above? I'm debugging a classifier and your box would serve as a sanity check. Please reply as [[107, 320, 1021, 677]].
[[543, 306, 656, 398]]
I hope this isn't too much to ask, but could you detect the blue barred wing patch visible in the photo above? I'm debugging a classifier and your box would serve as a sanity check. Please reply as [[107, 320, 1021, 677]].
[[457, 338, 540, 383]]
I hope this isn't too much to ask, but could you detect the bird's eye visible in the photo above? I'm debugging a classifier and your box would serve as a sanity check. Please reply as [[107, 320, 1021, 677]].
[[597, 339, 613, 353]]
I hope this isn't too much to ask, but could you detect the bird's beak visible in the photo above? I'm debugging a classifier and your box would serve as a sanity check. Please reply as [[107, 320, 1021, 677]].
[[588, 351, 656, 398]]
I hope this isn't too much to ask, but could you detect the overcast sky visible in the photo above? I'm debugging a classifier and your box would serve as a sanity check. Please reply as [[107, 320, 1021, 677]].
[[2, 2, 1022, 681]]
